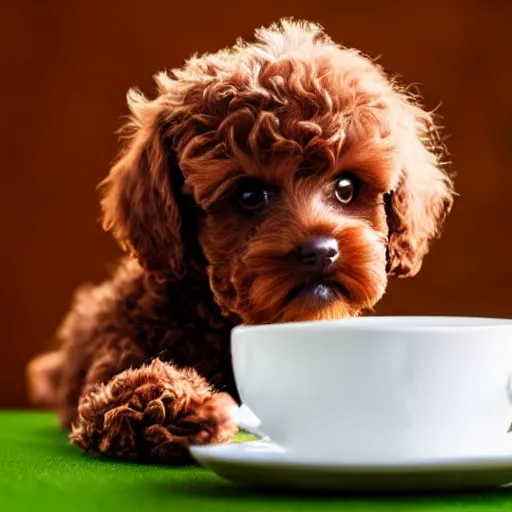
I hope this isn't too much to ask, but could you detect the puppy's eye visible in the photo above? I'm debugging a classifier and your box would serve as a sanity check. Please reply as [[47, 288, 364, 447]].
[[334, 173, 359, 205], [237, 180, 269, 212]]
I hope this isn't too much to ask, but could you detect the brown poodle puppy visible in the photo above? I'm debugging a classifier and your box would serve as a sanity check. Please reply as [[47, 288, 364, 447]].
[[27, 18, 454, 464]]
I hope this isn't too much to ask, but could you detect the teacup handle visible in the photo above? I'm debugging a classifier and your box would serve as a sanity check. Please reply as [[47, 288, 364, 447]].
[[507, 374, 512, 403], [506, 375, 512, 433]]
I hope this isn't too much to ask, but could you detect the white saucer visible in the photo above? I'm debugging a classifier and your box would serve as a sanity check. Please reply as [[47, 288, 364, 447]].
[[190, 439, 512, 494]]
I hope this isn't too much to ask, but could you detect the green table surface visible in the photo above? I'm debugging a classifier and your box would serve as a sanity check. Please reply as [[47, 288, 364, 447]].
[[2, 411, 512, 512]]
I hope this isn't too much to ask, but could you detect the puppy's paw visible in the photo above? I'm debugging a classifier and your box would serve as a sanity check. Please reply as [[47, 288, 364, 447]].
[[70, 359, 238, 463]]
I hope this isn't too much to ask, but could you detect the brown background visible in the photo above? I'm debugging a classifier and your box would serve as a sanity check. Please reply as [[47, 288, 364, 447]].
[[1, 0, 511, 408]]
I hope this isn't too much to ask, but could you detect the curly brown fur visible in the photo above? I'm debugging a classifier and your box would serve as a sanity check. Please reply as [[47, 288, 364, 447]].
[[27, 18, 454, 464], [70, 359, 237, 463]]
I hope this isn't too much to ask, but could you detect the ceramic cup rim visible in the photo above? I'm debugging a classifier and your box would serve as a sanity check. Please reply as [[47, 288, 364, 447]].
[[232, 316, 512, 339]]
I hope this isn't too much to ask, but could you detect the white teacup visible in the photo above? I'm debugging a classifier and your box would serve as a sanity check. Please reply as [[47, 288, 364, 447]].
[[231, 316, 512, 462]]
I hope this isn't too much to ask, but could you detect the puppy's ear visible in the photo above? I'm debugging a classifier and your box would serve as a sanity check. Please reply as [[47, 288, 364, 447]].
[[99, 89, 186, 276], [386, 98, 455, 278]]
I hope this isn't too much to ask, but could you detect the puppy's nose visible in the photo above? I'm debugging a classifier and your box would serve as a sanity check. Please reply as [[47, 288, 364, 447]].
[[296, 236, 339, 273]]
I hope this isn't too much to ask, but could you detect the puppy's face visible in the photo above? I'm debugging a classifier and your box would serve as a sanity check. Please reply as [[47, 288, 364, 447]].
[[192, 110, 392, 324], [197, 168, 389, 324], [100, 20, 454, 325]]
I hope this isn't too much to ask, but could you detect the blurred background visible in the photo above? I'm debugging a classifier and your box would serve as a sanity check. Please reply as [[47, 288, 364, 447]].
[[1, 0, 511, 408]]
